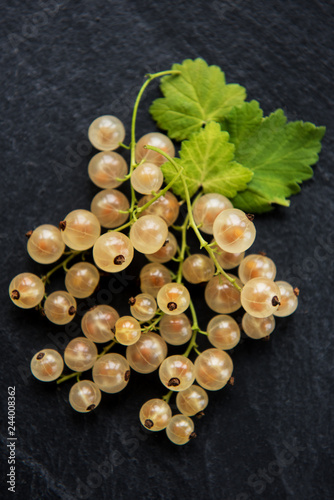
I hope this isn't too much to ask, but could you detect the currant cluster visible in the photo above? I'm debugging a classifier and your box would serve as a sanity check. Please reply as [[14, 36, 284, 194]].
[[9, 81, 299, 445]]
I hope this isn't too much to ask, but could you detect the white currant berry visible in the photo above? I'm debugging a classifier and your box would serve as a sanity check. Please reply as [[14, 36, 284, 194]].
[[31, 349, 64, 382], [213, 208, 256, 253], [126, 333, 167, 374], [194, 349, 233, 391], [130, 215, 168, 254], [176, 385, 209, 416], [274, 281, 298, 317], [240, 278, 281, 318], [44, 291, 77, 325], [207, 315, 240, 350], [135, 132, 175, 167], [27, 225, 65, 265], [238, 254, 276, 284], [9, 273, 45, 309], [166, 415, 196, 445], [69, 380, 102, 413], [242, 313, 275, 339], [157, 283, 190, 315], [131, 162, 164, 194], [88, 115, 125, 151], [205, 274, 242, 314], [60, 209, 101, 251], [92, 353, 130, 393], [139, 399, 172, 431], [88, 151, 128, 189]]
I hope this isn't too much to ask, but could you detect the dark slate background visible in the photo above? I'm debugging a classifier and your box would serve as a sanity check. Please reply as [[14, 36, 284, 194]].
[[1, 1, 333, 499]]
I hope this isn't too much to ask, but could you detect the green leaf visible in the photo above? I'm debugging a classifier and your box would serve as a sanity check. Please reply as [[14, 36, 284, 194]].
[[161, 122, 253, 200], [150, 58, 246, 141], [220, 101, 326, 212]]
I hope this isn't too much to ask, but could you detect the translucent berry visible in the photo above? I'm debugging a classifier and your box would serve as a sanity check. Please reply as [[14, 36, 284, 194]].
[[213, 208, 256, 253], [242, 313, 275, 339], [88, 115, 125, 151], [130, 293, 157, 322], [157, 283, 190, 315], [182, 254, 215, 284], [64, 337, 98, 372], [139, 399, 172, 431], [92, 353, 130, 393], [166, 415, 195, 445], [31, 349, 64, 382], [240, 278, 281, 318], [9, 273, 45, 309], [159, 313, 192, 346], [115, 316, 141, 345], [131, 162, 164, 194], [81, 305, 119, 343], [176, 385, 209, 416], [274, 281, 298, 317], [194, 348, 233, 391], [207, 315, 240, 350], [60, 209, 101, 251], [126, 333, 167, 374], [69, 380, 102, 413], [65, 262, 100, 298], [130, 215, 168, 254], [159, 355, 195, 391], [88, 151, 128, 189], [27, 224, 65, 264], [205, 274, 242, 314], [93, 232, 134, 272], [44, 291, 76, 325], [90, 189, 129, 229], [135, 132, 175, 167], [238, 254, 276, 284]]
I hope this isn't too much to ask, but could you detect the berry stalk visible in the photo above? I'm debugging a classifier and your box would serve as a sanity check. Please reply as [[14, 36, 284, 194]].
[[41, 250, 82, 284], [128, 70, 181, 214]]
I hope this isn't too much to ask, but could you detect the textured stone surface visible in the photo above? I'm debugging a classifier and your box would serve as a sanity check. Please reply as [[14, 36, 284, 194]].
[[1, 1, 333, 499]]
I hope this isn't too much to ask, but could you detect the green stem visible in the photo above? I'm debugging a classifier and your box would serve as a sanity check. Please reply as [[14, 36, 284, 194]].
[[112, 221, 133, 233], [130, 70, 180, 169], [189, 299, 199, 330], [176, 214, 189, 283], [116, 173, 132, 183], [41, 251, 81, 284], [99, 340, 117, 357], [57, 371, 82, 385], [175, 191, 202, 283], [162, 390, 173, 404], [129, 186, 137, 218], [145, 146, 241, 291], [128, 70, 180, 215], [142, 314, 163, 332], [182, 330, 198, 358], [118, 142, 131, 150], [183, 300, 199, 358]]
